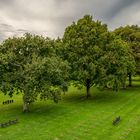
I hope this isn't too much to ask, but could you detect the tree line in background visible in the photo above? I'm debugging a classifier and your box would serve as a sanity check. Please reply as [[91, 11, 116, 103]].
[[0, 15, 139, 112]]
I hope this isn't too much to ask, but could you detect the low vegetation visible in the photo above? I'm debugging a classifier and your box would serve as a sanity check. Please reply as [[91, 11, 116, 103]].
[[0, 79, 140, 140]]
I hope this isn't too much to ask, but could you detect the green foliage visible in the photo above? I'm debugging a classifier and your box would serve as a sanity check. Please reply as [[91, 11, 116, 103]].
[[0, 33, 69, 112], [97, 37, 135, 90], [63, 15, 134, 96], [63, 15, 108, 95], [0, 15, 138, 112], [114, 25, 140, 75]]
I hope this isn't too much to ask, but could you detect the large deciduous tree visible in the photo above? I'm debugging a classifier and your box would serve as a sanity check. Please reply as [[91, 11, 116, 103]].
[[63, 15, 135, 97], [0, 33, 69, 112]]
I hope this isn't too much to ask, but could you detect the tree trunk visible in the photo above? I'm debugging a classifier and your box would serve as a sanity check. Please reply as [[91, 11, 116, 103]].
[[128, 73, 132, 87], [123, 82, 126, 89], [86, 79, 91, 98], [23, 101, 29, 113], [23, 87, 30, 113], [122, 79, 126, 89]]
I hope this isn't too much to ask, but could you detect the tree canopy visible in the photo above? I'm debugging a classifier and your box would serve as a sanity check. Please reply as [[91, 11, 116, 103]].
[[114, 25, 140, 75], [62, 15, 135, 97], [0, 33, 69, 112], [0, 15, 138, 112]]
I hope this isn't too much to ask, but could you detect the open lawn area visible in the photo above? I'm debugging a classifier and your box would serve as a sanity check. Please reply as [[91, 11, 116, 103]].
[[0, 79, 140, 140]]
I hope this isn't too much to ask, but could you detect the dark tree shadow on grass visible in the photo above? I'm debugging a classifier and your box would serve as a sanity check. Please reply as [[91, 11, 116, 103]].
[[62, 83, 140, 105], [1, 81, 140, 119]]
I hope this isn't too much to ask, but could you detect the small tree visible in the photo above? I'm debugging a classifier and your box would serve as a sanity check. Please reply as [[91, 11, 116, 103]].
[[0, 33, 69, 112]]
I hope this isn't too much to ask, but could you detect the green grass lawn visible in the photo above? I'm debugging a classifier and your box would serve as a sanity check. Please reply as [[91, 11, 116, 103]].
[[0, 79, 140, 140]]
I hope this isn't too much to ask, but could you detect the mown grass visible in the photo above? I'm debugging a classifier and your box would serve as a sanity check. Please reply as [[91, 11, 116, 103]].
[[0, 78, 140, 140]]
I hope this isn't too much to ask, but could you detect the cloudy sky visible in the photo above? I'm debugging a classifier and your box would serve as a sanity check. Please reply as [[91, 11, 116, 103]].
[[0, 0, 140, 41]]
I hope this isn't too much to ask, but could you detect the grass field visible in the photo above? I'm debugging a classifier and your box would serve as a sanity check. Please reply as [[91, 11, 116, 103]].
[[0, 79, 140, 140]]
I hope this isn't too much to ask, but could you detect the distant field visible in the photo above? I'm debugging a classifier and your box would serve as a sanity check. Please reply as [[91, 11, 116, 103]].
[[0, 79, 140, 140]]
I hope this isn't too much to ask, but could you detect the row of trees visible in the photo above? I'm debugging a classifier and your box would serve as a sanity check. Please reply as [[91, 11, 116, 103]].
[[0, 15, 139, 112]]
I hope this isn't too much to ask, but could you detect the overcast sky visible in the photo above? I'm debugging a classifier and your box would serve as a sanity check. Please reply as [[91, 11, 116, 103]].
[[0, 0, 140, 41]]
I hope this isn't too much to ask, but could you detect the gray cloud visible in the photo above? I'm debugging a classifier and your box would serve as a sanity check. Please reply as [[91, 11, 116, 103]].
[[0, 0, 140, 42], [105, 0, 140, 20]]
